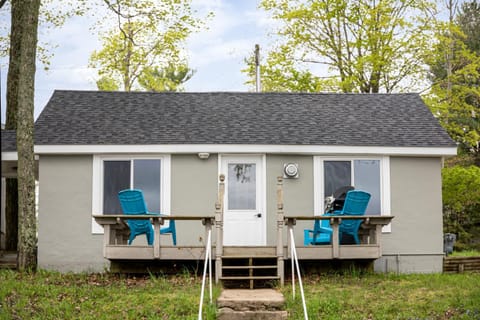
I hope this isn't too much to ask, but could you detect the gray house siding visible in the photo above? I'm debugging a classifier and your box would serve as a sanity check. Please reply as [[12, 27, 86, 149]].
[[170, 154, 218, 247], [266, 155, 314, 245], [37, 155, 106, 272], [375, 157, 444, 273], [36, 154, 445, 273]]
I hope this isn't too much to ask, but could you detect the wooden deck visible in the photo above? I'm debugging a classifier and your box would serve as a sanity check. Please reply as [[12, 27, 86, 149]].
[[93, 215, 392, 261], [93, 176, 394, 286]]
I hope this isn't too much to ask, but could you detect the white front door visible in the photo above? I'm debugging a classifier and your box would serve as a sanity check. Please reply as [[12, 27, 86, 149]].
[[221, 155, 265, 246]]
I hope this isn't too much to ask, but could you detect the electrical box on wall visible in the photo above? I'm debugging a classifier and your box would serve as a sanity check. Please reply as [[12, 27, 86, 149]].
[[283, 163, 299, 179]]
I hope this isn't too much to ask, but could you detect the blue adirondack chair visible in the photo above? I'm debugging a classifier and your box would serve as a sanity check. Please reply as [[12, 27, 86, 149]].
[[304, 213, 334, 245], [118, 189, 177, 246], [304, 190, 371, 245]]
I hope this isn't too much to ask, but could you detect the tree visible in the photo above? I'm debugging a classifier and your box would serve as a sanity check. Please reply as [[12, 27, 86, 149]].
[[247, 0, 436, 93], [456, 0, 480, 54], [442, 165, 480, 250], [1, 0, 87, 254], [8, 0, 40, 270], [1, 0, 89, 68], [243, 45, 324, 92], [137, 61, 195, 92], [424, 0, 480, 156], [90, 0, 205, 91]]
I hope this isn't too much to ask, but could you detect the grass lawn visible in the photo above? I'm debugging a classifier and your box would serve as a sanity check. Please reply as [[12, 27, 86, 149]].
[[1, 270, 479, 319], [450, 250, 480, 257]]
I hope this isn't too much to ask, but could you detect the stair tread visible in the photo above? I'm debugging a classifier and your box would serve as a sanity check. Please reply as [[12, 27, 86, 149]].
[[223, 265, 278, 269], [222, 256, 277, 259], [220, 276, 280, 280]]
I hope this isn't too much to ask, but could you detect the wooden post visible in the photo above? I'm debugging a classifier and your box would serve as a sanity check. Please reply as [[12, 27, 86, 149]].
[[331, 217, 340, 259], [153, 217, 161, 259], [276, 176, 285, 286], [103, 224, 111, 258], [215, 174, 225, 284]]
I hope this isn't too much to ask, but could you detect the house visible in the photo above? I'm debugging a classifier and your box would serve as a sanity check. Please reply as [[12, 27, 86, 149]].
[[1, 90, 456, 275]]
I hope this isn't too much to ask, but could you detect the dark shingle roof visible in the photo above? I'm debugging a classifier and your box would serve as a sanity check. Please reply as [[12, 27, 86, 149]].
[[31, 90, 454, 147], [1, 130, 16, 152]]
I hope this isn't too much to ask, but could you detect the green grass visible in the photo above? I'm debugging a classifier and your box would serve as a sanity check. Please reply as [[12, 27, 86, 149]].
[[450, 250, 480, 257], [283, 273, 480, 319], [1, 270, 479, 319], [0, 270, 220, 319]]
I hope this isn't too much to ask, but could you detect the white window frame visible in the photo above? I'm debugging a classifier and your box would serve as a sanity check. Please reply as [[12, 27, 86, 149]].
[[314, 156, 391, 232], [92, 154, 171, 234]]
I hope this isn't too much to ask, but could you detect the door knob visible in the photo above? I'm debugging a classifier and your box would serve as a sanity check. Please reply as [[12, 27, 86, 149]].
[[256, 213, 262, 218]]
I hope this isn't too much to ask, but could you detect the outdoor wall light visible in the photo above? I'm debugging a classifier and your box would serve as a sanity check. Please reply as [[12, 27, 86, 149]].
[[283, 163, 299, 178], [198, 152, 210, 160]]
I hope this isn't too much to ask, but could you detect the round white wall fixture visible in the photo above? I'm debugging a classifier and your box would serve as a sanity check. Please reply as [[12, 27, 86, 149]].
[[283, 163, 299, 178]]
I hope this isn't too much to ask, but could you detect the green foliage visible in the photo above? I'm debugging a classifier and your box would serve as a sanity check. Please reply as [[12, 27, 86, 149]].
[[423, 9, 480, 155], [0, 0, 89, 70], [243, 45, 323, 92], [89, 0, 206, 92], [138, 61, 195, 92], [456, 1, 480, 54], [442, 165, 480, 250], [246, 0, 436, 93], [96, 76, 119, 91]]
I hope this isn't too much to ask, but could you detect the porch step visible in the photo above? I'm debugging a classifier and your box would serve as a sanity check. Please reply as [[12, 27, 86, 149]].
[[217, 289, 287, 320], [220, 276, 280, 280], [221, 256, 279, 289], [222, 265, 278, 270]]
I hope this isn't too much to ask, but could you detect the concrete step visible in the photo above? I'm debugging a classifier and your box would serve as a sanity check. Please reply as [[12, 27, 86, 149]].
[[217, 289, 287, 320]]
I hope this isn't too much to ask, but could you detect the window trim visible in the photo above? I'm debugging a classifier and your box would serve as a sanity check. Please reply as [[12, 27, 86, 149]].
[[313, 156, 391, 232], [92, 154, 171, 234]]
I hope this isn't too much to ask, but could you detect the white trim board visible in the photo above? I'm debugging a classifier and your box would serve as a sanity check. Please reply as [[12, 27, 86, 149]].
[[30, 144, 457, 157]]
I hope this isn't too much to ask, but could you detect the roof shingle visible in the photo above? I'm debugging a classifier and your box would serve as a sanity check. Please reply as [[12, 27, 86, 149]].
[[27, 90, 455, 148]]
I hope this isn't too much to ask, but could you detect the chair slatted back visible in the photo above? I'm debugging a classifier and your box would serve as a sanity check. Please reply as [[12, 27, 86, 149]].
[[341, 191, 371, 216], [118, 189, 148, 215]]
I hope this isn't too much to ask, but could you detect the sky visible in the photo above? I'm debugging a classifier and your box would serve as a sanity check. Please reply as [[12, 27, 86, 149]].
[[0, 0, 277, 122]]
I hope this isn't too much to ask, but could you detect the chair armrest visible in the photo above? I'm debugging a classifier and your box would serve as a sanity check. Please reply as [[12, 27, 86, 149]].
[[318, 226, 333, 234]]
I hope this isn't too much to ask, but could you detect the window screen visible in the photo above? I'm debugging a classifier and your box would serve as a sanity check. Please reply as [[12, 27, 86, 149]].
[[324, 161, 351, 197], [133, 159, 161, 213], [103, 161, 130, 214], [354, 160, 381, 214]]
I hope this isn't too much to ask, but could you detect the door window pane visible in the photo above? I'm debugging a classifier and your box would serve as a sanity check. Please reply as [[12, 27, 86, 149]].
[[228, 163, 256, 210], [103, 161, 130, 214], [354, 160, 381, 214], [133, 159, 161, 213], [324, 161, 351, 197]]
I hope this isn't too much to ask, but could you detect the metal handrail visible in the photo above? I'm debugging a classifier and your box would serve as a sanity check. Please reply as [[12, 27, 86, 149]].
[[198, 228, 212, 320], [289, 228, 309, 320]]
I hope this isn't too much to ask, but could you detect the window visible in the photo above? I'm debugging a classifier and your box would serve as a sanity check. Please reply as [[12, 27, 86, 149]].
[[92, 155, 170, 233], [227, 163, 256, 210], [315, 157, 390, 222]]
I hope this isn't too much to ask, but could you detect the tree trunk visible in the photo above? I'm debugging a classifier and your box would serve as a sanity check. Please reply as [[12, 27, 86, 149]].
[[4, 0, 22, 253], [9, 0, 40, 271]]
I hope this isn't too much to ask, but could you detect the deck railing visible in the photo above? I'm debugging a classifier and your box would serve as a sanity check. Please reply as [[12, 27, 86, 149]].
[[277, 176, 394, 261], [93, 215, 215, 260], [94, 175, 393, 274]]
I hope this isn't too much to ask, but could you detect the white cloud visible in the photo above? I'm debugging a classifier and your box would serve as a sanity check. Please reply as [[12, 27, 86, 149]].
[[1, 0, 280, 121]]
